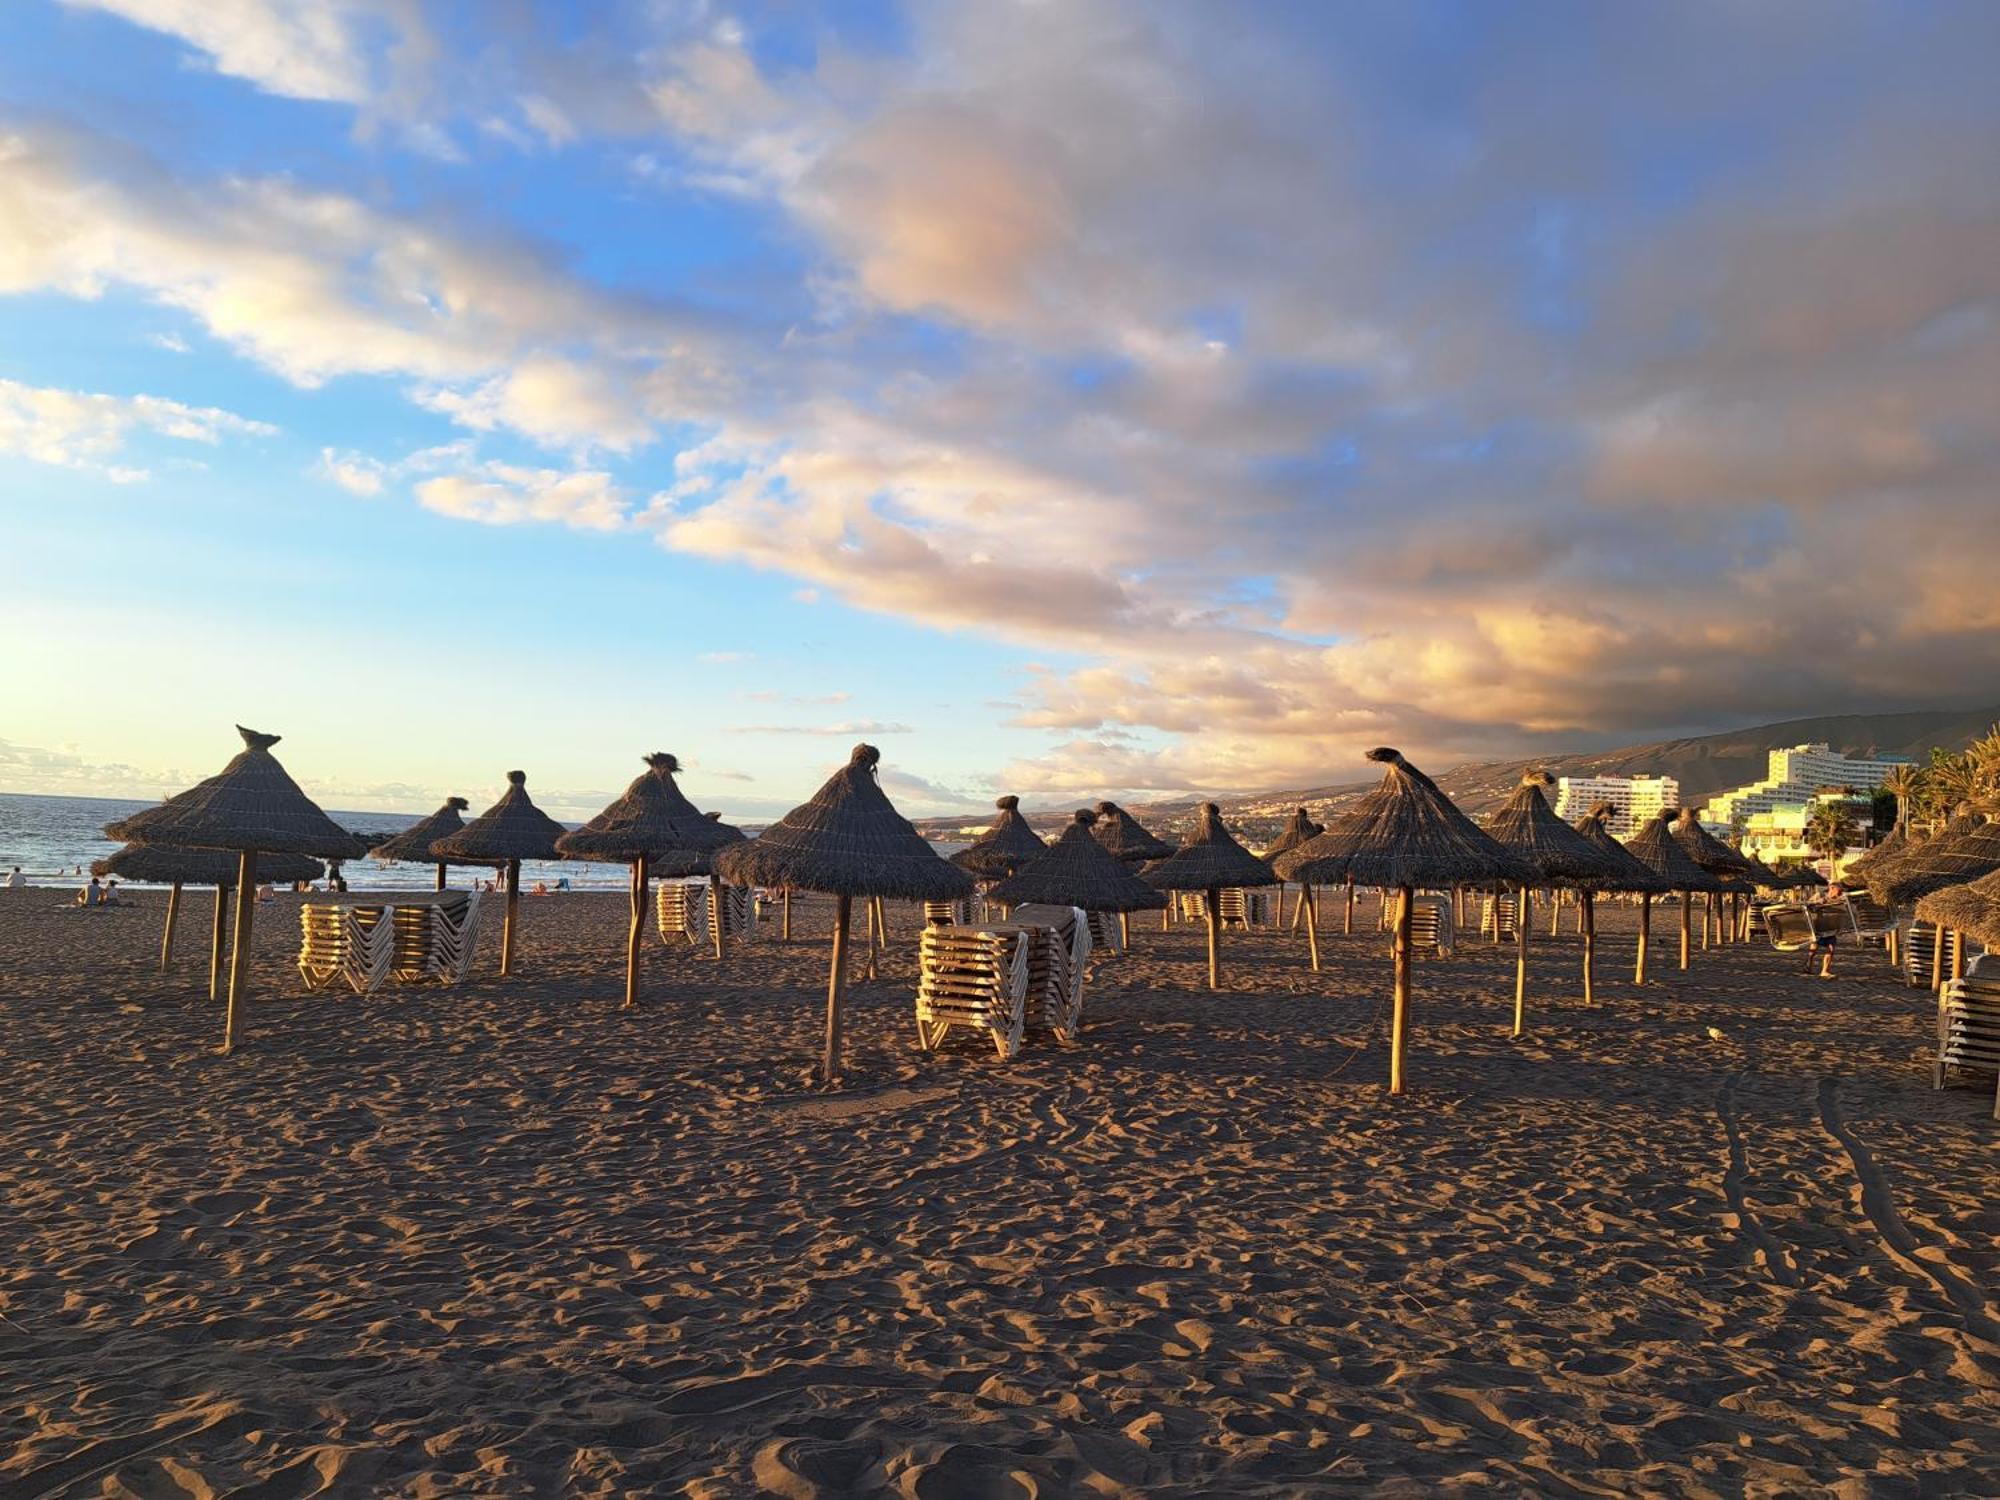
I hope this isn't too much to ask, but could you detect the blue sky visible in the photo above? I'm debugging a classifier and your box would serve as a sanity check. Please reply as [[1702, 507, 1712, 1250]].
[[2, 1, 1996, 820]]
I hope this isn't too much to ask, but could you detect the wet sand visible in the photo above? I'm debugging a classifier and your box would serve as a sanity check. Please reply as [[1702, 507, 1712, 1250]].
[[2, 886, 1995, 1496]]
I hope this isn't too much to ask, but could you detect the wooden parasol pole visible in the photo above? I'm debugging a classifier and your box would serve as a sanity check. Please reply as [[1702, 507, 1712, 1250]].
[[501, 858, 522, 975], [1548, 890, 1561, 937], [1514, 884, 1532, 1037], [1932, 924, 1947, 993], [781, 888, 792, 942], [1581, 890, 1597, 1007], [1635, 892, 1651, 985], [1679, 890, 1692, 971], [1951, 927, 1964, 985], [1161, 899, 1171, 933], [1489, 883, 1501, 945], [1345, 878, 1355, 935], [1390, 885, 1412, 1095], [158, 880, 182, 973], [823, 893, 852, 1081], [222, 850, 258, 1055], [624, 856, 648, 1010], [209, 883, 230, 1001], [1304, 882, 1321, 972], [434, 860, 447, 892], [710, 874, 727, 961], [1118, 910, 1131, 948], [1203, 887, 1222, 989]]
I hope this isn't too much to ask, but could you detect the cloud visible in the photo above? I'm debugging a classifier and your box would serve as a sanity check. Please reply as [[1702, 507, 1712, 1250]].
[[414, 463, 628, 531], [698, 650, 755, 664], [723, 720, 915, 737], [0, 376, 273, 480], [61, 0, 416, 105], [12, 1, 2000, 799]]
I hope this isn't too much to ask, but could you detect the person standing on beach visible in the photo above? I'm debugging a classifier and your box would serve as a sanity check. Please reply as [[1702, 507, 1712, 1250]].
[[5, 865, 22, 887]]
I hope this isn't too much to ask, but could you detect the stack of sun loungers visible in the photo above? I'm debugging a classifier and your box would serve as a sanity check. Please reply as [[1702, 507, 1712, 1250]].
[[923, 897, 974, 926], [1010, 904, 1094, 1040], [1174, 888, 1270, 928], [1935, 957, 2000, 1118], [1904, 919, 1942, 988], [298, 892, 482, 994], [1479, 891, 1521, 941], [916, 925, 1030, 1059], [655, 880, 754, 946]]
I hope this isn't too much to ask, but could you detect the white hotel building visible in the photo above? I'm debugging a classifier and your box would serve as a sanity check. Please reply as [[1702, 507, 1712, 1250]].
[[1699, 743, 1908, 829], [1552, 774, 1680, 836]]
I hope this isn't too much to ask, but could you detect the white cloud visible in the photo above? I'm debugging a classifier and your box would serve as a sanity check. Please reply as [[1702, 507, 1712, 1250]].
[[414, 463, 628, 531], [60, 0, 413, 106], [0, 377, 274, 480], [724, 720, 915, 737]]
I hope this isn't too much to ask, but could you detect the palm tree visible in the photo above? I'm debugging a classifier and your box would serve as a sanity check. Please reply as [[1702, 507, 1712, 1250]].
[[1805, 801, 1861, 863], [1882, 762, 1923, 824]]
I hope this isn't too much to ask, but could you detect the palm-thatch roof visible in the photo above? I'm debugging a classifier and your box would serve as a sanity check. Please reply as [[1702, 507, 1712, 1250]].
[[1485, 773, 1635, 887], [1786, 865, 1829, 888], [1274, 748, 1531, 888], [1673, 810, 1761, 880], [370, 797, 493, 866], [94, 842, 325, 886], [1260, 807, 1324, 863], [713, 744, 973, 901], [1623, 810, 1723, 891], [1915, 868, 2000, 950], [654, 811, 751, 879], [1844, 821, 1912, 885], [1145, 804, 1279, 891], [951, 796, 1048, 878], [1870, 814, 2000, 906], [1570, 803, 1674, 893], [103, 726, 366, 859], [985, 809, 1168, 912], [556, 753, 736, 865], [432, 771, 568, 863], [1092, 802, 1175, 863]]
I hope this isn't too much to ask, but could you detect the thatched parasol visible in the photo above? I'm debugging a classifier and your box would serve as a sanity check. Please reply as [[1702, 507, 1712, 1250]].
[[1915, 867, 2000, 968], [102, 726, 366, 1053], [556, 754, 741, 1005], [94, 842, 323, 994], [1843, 820, 1910, 887], [1569, 801, 1675, 985], [1143, 803, 1278, 990], [1868, 813, 2000, 908], [1262, 808, 1325, 934], [433, 771, 568, 977], [371, 797, 494, 891], [1484, 773, 1636, 1029], [952, 796, 1049, 880], [1276, 748, 1530, 1094], [1674, 809, 1763, 951], [1093, 802, 1175, 862], [715, 744, 972, 1080], [1623, 810, 1722, 974], [986, 810, 1169, 915]]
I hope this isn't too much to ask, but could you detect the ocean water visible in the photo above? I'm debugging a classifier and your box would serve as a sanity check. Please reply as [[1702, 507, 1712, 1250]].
[[0, 792, 630, 891]]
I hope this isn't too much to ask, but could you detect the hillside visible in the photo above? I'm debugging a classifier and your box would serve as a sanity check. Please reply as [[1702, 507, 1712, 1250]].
[[918, 705, 1999, 845]]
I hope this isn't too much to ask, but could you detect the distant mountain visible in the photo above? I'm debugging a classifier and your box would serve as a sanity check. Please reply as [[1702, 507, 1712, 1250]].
[[914, 705, 1999, 846]]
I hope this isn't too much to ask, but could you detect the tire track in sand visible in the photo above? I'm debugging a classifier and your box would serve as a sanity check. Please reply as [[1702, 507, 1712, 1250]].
[[1715, 1071, 1799, 1288], [1814, 1078, 1997, 1343]]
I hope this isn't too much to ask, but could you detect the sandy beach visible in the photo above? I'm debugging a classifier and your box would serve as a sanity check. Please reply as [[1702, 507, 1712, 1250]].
[[2, 886, 1995, 1496]]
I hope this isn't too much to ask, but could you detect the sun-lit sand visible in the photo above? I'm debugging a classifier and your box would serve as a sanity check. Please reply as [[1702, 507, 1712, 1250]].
[[3, 886, 1996, 1495]]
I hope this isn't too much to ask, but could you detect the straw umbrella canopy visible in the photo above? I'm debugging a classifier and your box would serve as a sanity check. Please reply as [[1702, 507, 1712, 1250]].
[[1673, 809, 1762, 949], [1844, 820, 1912, 887], [370, 797, 496, 890], [952, 796, 1049, 879], [556, 753, 740, 1004], [102, 726, 366, 1053], [1261, 808, 1324, 932], [715, 744, 972, 1080], [1483, 773, 1636, 1029], [433, 771, 568, 978], [1569, 802, 1674, 985], [1916, 868, 2000, 954], [1623, 810, 1722, 974], [1871, 814, 2000, 907], [94, 841, 324, 992], [986, 809, 1169, 914], [1276, 748, 1531, 1093], [1136, 803, 1274, 991], [1864, 804, 1977, 899], [1092, 802, 1175, 863]]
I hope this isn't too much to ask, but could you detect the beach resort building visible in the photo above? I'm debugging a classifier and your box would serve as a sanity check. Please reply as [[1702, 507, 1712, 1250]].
[[1699, 743, 1908, 830], [1551, 774, 1680, 836]]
